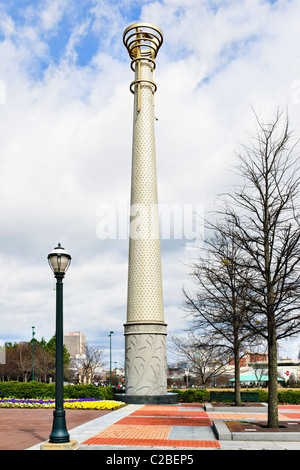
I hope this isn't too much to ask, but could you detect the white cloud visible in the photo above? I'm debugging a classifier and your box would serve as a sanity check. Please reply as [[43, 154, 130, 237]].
[[39, 0, 69, 32], [0, 0, 299, 364]]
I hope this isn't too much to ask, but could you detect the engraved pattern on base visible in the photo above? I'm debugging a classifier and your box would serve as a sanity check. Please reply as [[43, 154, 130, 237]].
[[125, 333, 167, 396]]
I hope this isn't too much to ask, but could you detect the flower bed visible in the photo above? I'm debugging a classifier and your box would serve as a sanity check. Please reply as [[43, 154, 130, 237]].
[[0, 398, 125, 410]]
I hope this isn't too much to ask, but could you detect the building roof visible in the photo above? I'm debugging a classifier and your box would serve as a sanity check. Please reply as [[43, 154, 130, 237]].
[[229, 375, 284, 382]]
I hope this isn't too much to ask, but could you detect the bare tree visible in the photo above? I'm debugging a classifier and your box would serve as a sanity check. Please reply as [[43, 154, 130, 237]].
[[221, 109, 300, 427], [34, 345, 55, 382], [182, 219, 257, 405], [70, 344, 106, 384], [170, 333, 227, 387], [9, 343, 32, 382]]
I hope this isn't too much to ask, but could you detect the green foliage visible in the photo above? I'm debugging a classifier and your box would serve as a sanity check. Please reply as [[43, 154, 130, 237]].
[[172, 389, 210, 403], [173, 388, 300, 404], [278, 390, 300, 404], [0, 381, 55, 399], [257, 389, 268, 402], [0, 381, 113, 400], [63, 384, 114, 400], [3, 335, 70, 382], [45, 335, 70, 365], [1, 382, 299, 404]]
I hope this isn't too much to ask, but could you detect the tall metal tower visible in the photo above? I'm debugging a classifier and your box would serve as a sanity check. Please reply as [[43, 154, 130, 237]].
[[122, 23, 175, 403]]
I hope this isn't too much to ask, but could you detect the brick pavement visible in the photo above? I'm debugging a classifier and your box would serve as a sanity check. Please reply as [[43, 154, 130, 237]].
[[0, 408, 112, 450], [80, 403, 300, 450], [82, 404, 221, 448]]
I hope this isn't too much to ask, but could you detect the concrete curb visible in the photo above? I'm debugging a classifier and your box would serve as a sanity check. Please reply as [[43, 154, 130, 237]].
[[212, 420, 231, 440], [204, 403, 268, 413], [212, 420, 300, 442]]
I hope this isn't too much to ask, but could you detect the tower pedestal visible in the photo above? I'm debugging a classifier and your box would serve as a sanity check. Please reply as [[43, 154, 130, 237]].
[[114, 393, 178, 405], [124, 322, 167, 397]]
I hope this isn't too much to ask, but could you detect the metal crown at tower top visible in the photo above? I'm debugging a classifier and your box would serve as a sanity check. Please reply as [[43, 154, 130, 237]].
[[123, 23, 163, 60], [123, 23, 163, 112]]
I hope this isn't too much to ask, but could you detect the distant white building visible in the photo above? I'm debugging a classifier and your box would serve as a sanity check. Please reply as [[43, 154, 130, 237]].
[[228, 359, 300, 386], [277, 358, 300, 383], [64, 331, 85, 358]]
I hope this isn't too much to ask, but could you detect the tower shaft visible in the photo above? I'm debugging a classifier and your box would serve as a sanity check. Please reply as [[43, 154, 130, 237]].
[[123, 24, 167, 398]]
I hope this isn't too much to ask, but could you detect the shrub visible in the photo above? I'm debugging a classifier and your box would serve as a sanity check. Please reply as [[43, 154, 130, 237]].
[[1, 382, 299, 404], [278, 390, 300, 404], [170, 388, 300, 404], [0, 381, 113, 400], [172, 389, 210, 403], [257, 389, 268, 402], [64, 384, 113, 400], [0, 381, 55, 399]]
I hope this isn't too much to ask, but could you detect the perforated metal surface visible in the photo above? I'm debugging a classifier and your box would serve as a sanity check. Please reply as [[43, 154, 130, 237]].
[[126, 59, 164, 324]]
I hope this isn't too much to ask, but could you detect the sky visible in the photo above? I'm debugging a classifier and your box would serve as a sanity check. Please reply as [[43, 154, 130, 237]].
[[0, 0, 299, 368]]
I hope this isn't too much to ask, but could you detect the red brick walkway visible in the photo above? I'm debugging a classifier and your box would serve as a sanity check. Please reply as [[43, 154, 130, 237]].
[[82, 404, 221, 448]]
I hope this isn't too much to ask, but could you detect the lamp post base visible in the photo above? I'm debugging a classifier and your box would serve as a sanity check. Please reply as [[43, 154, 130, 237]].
[[40, 440, 78, 451], [49, 409, 70, 444]]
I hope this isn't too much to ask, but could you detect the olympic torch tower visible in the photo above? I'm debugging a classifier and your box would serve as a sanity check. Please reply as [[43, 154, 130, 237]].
[[122, 23, 175, 404]]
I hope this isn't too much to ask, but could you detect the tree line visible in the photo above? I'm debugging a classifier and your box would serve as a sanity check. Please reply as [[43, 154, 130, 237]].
[[0, 336, 69, 383], [0, 338, 107, 386]]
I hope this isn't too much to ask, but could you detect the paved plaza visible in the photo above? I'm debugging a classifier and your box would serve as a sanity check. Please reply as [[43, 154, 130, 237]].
[[22, 402, 300, 452]]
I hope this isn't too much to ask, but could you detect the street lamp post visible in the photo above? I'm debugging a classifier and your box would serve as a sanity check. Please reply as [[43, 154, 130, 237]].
[[32, 326, 35, 381], [113, 361, 117, 387], [109, 331, 114, 387], [47, 243, 71, 445]]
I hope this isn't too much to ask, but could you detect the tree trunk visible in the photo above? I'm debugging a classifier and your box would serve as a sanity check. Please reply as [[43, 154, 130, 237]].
[[234, 346, 241, 406], [268, 314, 278, 428]]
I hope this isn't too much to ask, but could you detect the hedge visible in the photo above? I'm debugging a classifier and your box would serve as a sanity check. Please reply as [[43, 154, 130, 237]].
[[278, 390, 300, 405], [0, 382, 299, 404], [172, 389, 210, 403], [172, 388, 300, 404], [0, 381, 114, 400]]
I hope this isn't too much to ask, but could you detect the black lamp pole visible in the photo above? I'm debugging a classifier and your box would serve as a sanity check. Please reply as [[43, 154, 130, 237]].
[[32, 326, 35, 381], [109, 331, 114, 387], [47, 243, 71, 444]]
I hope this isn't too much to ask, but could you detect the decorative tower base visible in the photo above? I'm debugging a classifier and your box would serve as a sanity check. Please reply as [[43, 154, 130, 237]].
[[117, 23, 177, 405]]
